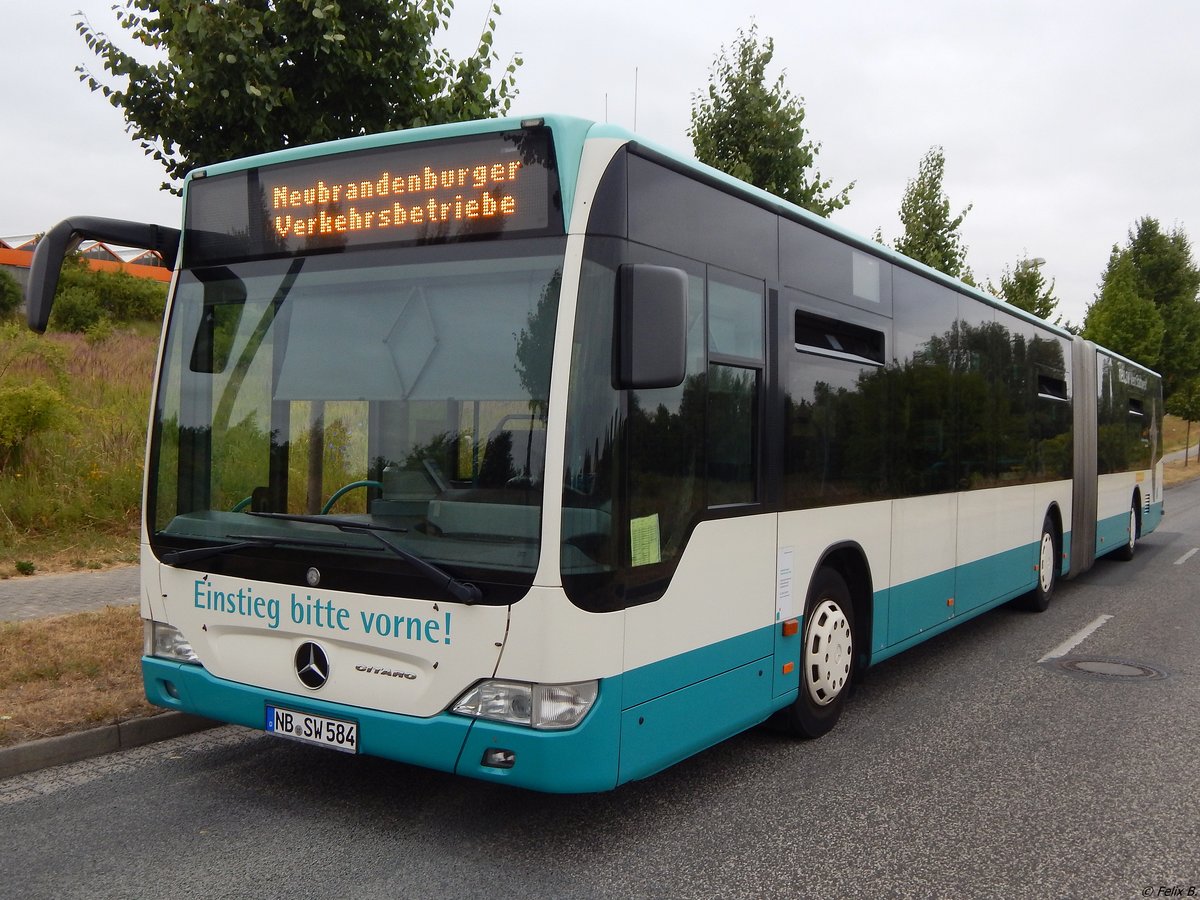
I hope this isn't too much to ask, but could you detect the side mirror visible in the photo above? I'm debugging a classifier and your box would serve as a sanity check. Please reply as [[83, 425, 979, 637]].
[[25, 217, 180, 333], [615, 264, 687, 390]]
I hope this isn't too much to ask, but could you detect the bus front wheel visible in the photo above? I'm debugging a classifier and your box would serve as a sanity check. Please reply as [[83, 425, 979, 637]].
[[777, 567, 855, 739]]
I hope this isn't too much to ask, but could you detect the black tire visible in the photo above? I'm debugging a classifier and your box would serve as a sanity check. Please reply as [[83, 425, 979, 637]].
[[1020, 515, 1059, 612], [775, 567, 856, 739], [1113, 497, 1139, 562]]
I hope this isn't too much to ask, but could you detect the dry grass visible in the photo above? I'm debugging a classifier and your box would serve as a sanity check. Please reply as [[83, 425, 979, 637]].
[[1163, 414, 1197, 453], [0, 604, 155, 747], [1163, 457, 1200, 487]]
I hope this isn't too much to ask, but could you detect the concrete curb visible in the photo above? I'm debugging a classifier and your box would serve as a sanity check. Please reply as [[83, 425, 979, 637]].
[[0, 712, 218, 779]]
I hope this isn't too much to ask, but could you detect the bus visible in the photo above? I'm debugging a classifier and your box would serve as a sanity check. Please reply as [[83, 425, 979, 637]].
[[25, 115, 1163, 792]]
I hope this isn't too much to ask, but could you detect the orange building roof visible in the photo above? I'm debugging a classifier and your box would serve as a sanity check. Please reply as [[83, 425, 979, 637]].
[[0, 246, 171, 283]]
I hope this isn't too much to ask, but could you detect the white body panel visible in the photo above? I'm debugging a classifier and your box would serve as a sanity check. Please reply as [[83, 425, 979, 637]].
[[496, 586, 625, 683], [956, 485, 1031, 568], [1097, 471, 1139, 522], [778, 499, 894, 597], [891, 493, 958, 586], [624, 515, 777, 674], [155, 564, 506, 716]]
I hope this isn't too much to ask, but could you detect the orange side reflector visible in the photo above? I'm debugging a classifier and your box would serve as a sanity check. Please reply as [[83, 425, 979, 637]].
[[782, 662, 795, 675], [781, 619, 799, 637], [946, 597, 955, 607]]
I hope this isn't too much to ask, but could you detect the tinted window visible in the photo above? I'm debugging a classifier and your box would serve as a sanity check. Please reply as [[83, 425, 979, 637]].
[[627, 154, 777, 279], [890, 271, 957, 494], [708, 268, 764, 361], [780, 218, 893, 314], [708, 364, 758, 505]]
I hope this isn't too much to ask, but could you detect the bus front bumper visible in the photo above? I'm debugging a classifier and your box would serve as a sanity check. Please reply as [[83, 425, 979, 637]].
[[142, 656, 621, 793]]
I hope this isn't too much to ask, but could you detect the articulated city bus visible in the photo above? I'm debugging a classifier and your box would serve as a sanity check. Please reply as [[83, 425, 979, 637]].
[[26, 115, 1162, 792]]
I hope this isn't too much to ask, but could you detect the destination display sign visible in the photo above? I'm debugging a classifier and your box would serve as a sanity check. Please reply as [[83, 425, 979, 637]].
[[184, 128, 560, 266]]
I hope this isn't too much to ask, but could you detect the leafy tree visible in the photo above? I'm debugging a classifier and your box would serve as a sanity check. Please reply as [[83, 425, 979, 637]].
[[989, 257, 1057, 320], [1087, 218, 1200, 397], [689, 23, 852, 217], [1121, 218, 1200, 397], [78, 0, 521, 193], [1166, 377, 1200, 466], [1124, 217, 1200, 309], [890, 146, 973, 281], [1082, 248, 1164, 368]]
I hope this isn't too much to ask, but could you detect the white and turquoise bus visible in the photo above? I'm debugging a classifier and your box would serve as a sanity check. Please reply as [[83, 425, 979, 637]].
[[26, 115, 1162, 792]]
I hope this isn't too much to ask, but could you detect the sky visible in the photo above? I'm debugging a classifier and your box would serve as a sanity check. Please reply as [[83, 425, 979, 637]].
[[3, 1, 1199, 326]]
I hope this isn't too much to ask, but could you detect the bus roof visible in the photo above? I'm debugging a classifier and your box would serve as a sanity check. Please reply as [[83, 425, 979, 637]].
[[185, 114, 1158, 377]]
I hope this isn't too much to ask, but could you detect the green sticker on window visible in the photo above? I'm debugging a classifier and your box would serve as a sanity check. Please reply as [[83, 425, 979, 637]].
[[630, 514, 662, 567]]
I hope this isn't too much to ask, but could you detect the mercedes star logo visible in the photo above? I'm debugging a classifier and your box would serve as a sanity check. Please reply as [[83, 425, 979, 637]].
[[295, 641, 330, 690]]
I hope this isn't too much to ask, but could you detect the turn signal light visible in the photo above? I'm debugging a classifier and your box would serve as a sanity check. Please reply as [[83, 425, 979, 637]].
[[781, 619, 799, 637]]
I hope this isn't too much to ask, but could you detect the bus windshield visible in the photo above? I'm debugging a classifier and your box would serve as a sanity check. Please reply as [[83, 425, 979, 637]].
[[148, 239, 564, 598]]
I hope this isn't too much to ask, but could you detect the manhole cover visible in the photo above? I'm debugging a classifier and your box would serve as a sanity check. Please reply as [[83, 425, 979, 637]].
[[1043, 656, 1169, 682]]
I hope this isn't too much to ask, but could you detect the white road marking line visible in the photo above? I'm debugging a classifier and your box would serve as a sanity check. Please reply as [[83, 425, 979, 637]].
[[1173, 548, 1199, 566], [1038, 614, 1114, 663]]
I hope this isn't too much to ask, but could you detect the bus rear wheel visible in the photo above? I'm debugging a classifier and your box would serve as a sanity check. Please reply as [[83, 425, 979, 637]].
[[777, 567, 855, 739], [1020, 516, 1060, 612], [1113, 497, 1140, 561]]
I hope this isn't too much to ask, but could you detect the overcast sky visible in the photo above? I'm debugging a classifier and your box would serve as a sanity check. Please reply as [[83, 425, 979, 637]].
[[4, 1, 1198, 325]]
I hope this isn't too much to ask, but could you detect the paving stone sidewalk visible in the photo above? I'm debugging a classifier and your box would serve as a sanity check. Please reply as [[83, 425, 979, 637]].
[[0, 566, 139, 621]]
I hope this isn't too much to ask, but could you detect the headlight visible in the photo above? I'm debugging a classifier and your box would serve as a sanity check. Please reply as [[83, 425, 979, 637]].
[[145, 621, 201, 664], [452, 679, 597, 730]]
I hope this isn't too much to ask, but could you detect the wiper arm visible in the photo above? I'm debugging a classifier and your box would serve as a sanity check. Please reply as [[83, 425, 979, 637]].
[[160, 533, 375, 566], [246, 512, 482, 605], [245, 511, 408, 534], [161, 539, 273, 565]]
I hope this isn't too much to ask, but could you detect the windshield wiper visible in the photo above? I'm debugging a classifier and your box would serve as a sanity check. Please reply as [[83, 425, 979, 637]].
[[247, 512, 482, 605], [160, 533, 376, 566]]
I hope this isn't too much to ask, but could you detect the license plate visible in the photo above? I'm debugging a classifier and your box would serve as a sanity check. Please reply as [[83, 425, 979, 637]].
[[266, 705, 358, 753]]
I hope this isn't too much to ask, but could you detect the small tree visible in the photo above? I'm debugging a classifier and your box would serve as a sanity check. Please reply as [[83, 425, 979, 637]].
[[890, 146, 973, 281], [0, 269, 22, 321], [989, 258, 1058, 320], [78, 0, 521, 193], [689, 23, 853, 216], [1166, 378, 1200, 466]]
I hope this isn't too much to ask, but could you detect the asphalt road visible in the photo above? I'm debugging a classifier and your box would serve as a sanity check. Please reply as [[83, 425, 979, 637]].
[[3, 484, 1198, 899]]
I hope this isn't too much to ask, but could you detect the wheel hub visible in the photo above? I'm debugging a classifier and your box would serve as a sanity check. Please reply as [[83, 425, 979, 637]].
[[1039, 532, 1055, 592], [804, 599, 852, 706]]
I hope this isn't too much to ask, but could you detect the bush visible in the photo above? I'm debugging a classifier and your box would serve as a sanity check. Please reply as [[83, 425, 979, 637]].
[[0, 269, 21, 321], [47, 256, 167, 333], [49, 285, 108, 332], [0, 323, 69, 469], [0, 381, 68, 469]]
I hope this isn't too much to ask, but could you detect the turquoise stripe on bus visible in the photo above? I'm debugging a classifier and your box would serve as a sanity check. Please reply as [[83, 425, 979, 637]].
[[143, 656, 471, 774], [1095, 509, 1133, 557], [885, 539, 1040, 649], [618, 657, 783, 785], [621, 624, 775, 708], [1145, 500, 1164, 534]]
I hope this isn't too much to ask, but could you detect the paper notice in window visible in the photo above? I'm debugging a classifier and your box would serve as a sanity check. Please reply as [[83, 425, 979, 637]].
[[629, 514, 662, 567], [777, 546, 795, 619]]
